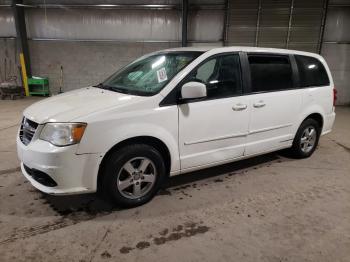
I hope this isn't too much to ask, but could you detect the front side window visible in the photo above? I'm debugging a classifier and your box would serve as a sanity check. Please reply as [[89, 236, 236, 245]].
[[248, 55, 293, 92], [102, 52, 202, 96], [186, 54, 242, 99], [295, 55, 330, 87]]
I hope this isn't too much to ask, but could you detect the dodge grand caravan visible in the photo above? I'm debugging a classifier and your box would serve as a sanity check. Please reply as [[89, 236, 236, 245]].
[[17, 47, 336, 207]]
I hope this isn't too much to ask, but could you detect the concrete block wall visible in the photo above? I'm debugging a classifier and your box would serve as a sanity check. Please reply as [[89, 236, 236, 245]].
[[0, 39, 20, 84], [29, 41, 180, 94]]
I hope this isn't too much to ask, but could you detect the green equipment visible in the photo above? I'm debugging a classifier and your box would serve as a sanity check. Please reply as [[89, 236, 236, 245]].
[[28, 77, 50, 96]]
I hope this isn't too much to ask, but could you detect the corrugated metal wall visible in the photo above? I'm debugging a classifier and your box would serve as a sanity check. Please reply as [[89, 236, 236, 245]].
[[188, 9, 224, 43], [24, 8, 223, 43], [23, 0, 180, 4], [0, 8, 16, 37], [0, 0, 223, 44], [26, 9, 182, 41], [321, 0, 350, 105], [0, 0, 225, 92], [226, 0, 327, 52]]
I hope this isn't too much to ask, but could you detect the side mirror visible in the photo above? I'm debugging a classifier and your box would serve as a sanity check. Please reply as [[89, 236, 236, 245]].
[[180, 81, 207, 102]]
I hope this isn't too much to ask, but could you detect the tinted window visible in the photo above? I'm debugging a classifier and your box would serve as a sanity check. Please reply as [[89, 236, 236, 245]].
[[248, 55, 293, 92], [295, 55, 330, 87], [186, 54, 242, 99]]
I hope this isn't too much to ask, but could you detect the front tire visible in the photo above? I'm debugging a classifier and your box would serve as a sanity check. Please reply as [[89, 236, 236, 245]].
[[290, 118, 321, 158], [101, 144, 166, 207]]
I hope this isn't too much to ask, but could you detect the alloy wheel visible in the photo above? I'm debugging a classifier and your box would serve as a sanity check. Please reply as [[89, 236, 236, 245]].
[[116, 157, 157, 199], [300, 126, 317, 154]]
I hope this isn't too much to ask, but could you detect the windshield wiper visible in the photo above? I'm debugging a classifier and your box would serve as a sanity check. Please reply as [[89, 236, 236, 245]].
[[94, 83, 130, 94], [94, 83, 153, 96], [110, 87, 131, 94], [93, 83, 109, 89]]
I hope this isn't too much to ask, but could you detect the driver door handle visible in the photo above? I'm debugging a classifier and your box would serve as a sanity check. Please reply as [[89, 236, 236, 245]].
[[232, 103, 247, 111], [253, 101, 266, 108]]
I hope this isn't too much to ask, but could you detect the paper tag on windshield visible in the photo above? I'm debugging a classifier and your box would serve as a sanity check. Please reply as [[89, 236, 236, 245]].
[[157, 68, 168, 83]]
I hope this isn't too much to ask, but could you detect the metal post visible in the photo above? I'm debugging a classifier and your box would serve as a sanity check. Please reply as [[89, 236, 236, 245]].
[[12, 0, 31, 78], [286, 0, 294, 49], [223, 0, 230, 46], [255, 0, 262, 47], [12, 0, 31, 96], [181, 0, 188, 47], [318, 0, 329, 54]]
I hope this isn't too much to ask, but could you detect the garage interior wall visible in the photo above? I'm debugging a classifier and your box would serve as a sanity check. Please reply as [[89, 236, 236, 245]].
[[0, 0, 225, 93], [0, 0, 349, 104], [26, 7, 183, 92], [321, 0, 350, 105], [226, 0, 326, 52], [0, 6, 18, 83]]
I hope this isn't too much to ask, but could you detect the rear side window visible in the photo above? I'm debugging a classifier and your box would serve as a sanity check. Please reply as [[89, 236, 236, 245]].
[[248, 55, 293, 92], [295, 55, 330, 87]]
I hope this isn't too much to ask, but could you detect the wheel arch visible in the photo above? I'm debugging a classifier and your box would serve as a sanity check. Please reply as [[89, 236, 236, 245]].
[[97, 136, 172, 191], [302, 112, 324, 131]]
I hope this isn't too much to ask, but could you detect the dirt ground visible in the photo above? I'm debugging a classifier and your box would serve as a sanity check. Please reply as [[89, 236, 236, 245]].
[[0, 98, 349, 262]]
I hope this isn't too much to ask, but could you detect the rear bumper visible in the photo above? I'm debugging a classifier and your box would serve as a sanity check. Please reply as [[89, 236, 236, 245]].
[[17, 136, 101, 195], [322, 112, 336, 135]]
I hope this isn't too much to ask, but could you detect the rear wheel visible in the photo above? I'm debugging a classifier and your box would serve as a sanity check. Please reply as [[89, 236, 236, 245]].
[[101, 144, 166, 207], [290, 118, 321, 158]]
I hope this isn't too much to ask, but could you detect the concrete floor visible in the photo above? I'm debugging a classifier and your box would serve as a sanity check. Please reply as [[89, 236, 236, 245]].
[[0, 97, 349, 262]]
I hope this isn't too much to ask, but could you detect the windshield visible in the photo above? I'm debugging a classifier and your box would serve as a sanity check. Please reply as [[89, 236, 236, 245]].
[[102, 52, 202, 96]]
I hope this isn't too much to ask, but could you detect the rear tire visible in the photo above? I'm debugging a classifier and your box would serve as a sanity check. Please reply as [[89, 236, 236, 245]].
[[100, 144, 166, 207], [289, 118, 321, 158]]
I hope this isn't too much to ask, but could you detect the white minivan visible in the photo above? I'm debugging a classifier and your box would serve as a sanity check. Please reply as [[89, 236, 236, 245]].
[[17, 46, 336, 207]]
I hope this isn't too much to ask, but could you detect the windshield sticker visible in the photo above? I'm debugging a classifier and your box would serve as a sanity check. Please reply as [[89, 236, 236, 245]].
[[157, 68, 168, 83]]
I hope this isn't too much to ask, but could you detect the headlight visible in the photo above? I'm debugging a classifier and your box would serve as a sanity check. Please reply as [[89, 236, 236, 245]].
[[39, 123, 87, 146]]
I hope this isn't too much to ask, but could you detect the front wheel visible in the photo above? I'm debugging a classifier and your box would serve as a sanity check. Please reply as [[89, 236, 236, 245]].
[[100, 144, 166, 207], [289, 118, 321, 158]]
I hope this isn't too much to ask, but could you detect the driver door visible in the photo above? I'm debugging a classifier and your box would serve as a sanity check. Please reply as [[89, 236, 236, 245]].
[[178, 53, 250, 171]]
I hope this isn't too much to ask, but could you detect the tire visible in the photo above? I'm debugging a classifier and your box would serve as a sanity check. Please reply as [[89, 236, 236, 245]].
[[289, 118, 321, 158], [100, 144, 166, 207]]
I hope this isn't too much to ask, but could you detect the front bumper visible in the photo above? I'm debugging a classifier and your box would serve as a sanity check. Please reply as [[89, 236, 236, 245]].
[[17, 136, 101, 195]]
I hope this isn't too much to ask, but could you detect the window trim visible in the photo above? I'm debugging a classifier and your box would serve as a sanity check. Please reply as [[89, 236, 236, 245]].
[[239, 52, 252, 94], [160, 52, 244, 106], [243, 52, 299, 95]]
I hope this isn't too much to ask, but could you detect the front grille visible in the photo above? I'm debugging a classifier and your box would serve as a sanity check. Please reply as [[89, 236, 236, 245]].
[[19, 117, 38, 145]]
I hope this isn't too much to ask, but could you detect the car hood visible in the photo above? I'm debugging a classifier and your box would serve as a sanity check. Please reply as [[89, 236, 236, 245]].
[[23, 87, 147, 123]]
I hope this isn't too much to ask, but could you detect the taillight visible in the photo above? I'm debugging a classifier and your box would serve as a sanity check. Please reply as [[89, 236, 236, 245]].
[[333, 88, 337, 106]]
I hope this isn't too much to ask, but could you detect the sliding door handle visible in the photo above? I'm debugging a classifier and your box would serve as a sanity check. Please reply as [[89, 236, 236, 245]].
[[232, 103, 247, 111], [253, 101, 266, 108]]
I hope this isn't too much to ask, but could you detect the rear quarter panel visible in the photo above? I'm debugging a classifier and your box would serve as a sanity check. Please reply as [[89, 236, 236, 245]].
[[297, 55, 335, 135]]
